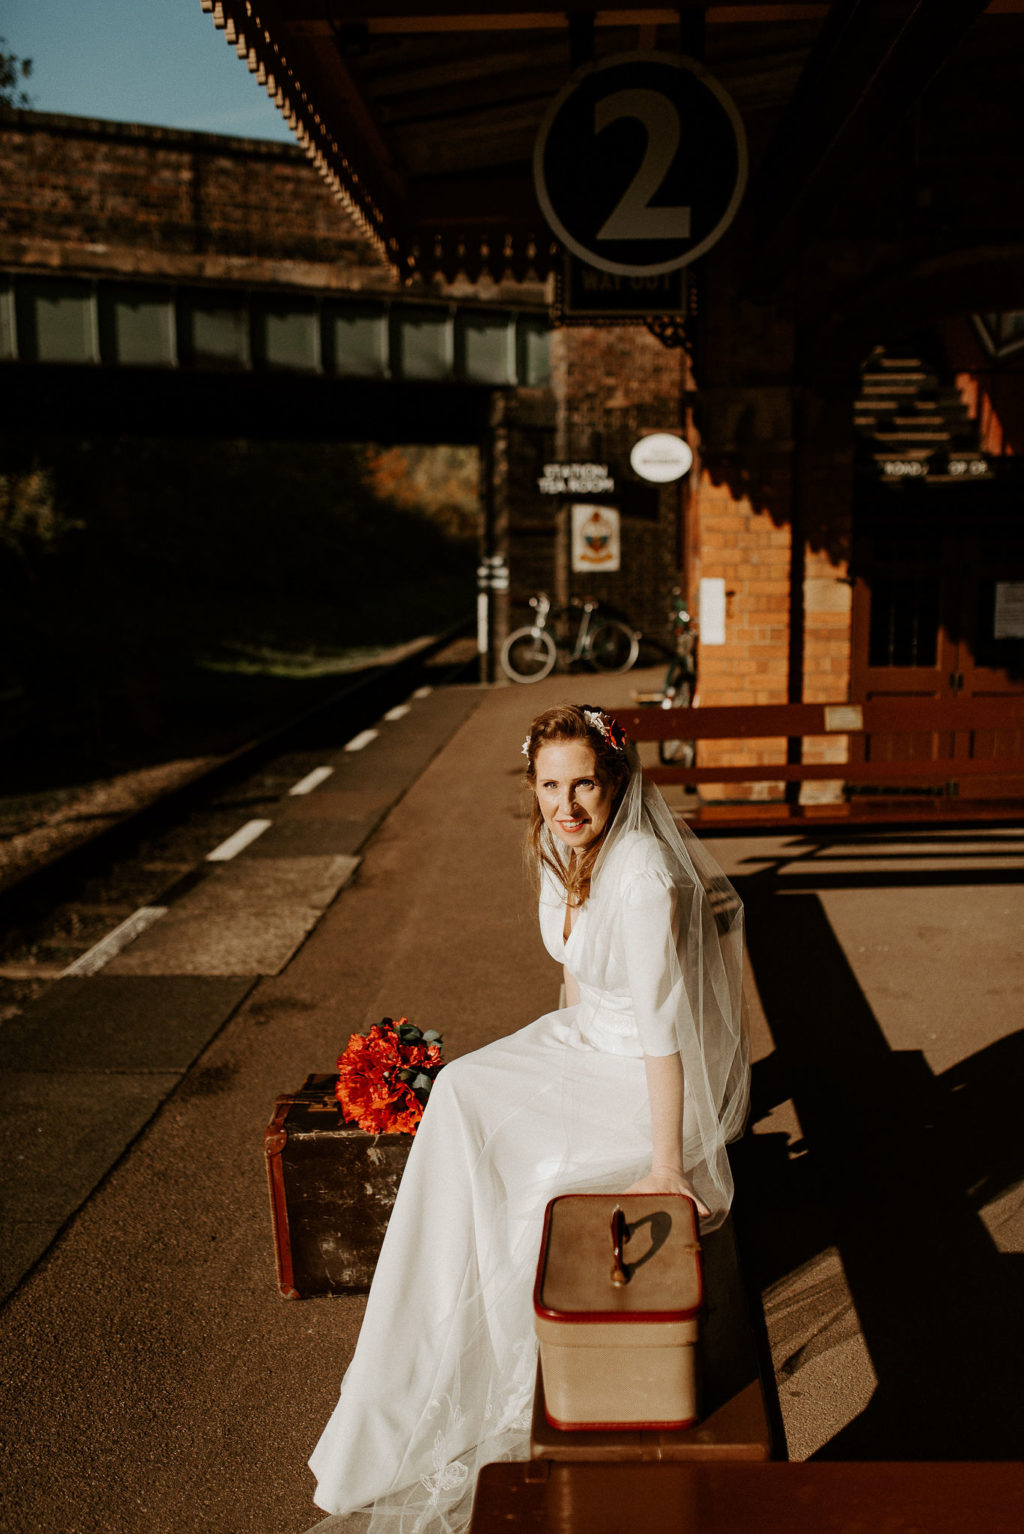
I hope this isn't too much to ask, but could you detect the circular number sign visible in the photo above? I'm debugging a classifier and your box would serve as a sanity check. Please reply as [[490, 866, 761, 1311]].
[[534, 52, 747, 277]]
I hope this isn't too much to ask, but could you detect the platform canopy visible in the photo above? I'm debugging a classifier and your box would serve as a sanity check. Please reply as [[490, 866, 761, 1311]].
[[201, 0, 1010, 285]]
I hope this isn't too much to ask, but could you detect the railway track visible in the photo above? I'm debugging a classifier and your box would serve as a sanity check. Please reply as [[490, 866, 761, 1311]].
[[0, 623, 476, 1026]]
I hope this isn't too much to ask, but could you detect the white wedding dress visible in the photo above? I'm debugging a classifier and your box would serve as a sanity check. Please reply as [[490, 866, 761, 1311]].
[[307, 771, 748, 1534]]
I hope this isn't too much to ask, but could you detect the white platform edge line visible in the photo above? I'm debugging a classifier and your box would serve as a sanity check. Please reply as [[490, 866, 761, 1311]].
[[62, 906, 169, 977], [344, 728, 379, 752], [289, 765, 335, 796], [206, 818, 273, 862]]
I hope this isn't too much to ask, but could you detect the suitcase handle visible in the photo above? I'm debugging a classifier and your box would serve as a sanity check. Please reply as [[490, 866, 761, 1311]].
[[610, 1205, 629, 1287]]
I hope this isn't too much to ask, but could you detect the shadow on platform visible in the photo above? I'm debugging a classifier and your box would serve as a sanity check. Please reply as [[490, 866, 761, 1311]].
[[731, 850, 1024, 1460]]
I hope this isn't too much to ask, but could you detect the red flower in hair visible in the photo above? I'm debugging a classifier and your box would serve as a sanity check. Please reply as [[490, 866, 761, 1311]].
[[581, 707, 628, 752]]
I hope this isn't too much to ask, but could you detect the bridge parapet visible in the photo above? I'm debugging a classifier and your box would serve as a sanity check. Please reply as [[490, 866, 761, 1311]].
[[0, 272, 549, 387], [0, 112, 550, 387], [0, 110, 388, 291]]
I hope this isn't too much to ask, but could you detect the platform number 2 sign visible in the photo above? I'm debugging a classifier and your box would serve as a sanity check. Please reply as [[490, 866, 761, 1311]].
[[534, 53, 747, 277]]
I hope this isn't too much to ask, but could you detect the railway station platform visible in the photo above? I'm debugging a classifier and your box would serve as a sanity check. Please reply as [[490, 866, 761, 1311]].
[[1, 667, 1022, 1534]]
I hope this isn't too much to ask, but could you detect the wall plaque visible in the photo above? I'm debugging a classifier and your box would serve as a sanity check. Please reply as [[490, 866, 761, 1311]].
[[572, 504, 621, 572]]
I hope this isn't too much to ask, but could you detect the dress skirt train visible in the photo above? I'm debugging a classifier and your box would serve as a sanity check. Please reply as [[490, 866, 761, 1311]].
[[307, 1008, 655, 1534]]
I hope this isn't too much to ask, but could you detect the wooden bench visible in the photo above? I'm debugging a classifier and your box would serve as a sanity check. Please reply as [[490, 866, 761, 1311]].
[[468, 1460, 1024, 1533], [613, 697, 1024, 831]]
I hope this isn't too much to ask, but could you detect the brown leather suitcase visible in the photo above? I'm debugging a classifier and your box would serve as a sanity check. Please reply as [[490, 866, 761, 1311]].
[[264, 1073, 412, 1298]]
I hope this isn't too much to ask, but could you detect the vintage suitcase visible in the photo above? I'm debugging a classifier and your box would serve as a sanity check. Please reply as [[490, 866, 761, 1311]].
[[264, 1073, 412, 1298], [529, 1214, 774, 1461], [533, 1194, 702, 1432]]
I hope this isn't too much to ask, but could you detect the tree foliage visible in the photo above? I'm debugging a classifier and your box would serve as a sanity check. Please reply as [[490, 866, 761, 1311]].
[[0, 38, 33, 111]]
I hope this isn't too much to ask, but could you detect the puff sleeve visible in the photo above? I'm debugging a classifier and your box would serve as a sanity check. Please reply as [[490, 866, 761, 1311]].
[[620, 866, 695, 1057]]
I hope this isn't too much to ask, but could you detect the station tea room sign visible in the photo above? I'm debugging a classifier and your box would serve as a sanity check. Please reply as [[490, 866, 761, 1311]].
[[534, 52, 747, 277], [572, 504, 621, 573], [538, 462, 614, 495]]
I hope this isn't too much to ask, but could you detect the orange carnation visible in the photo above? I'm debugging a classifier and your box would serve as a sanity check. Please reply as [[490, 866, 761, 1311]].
[[335, 1017, 444, 1136]]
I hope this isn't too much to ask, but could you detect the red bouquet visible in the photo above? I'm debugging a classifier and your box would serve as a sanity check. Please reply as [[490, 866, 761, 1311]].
[[335, 1017, 445, 1136]]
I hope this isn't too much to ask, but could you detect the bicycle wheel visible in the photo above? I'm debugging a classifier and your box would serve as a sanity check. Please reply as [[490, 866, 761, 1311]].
[[658, 674, 696, 767], [500, 627, 557, 683], [586, 619, 639, 675]]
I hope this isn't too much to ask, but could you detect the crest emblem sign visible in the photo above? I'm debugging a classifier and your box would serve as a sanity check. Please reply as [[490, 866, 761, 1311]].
[[572, 504, 621, 572]]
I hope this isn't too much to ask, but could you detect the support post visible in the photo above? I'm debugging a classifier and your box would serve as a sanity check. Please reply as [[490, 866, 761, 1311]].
[[478, 393, 510, 684], [478, 420, 496, 683], [786, 386, 807, 806]]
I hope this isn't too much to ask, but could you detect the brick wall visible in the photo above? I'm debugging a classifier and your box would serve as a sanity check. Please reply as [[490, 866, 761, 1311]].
[[683, 272, 799, 798], [527, 323, 689, 640], [688, 467, 792, 799], [0, 111, 387, 291]]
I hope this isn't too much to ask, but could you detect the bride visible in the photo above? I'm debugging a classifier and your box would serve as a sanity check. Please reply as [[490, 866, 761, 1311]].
[[307, 703, 749, 1533]]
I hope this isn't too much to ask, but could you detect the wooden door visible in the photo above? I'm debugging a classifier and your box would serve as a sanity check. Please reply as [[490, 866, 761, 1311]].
[[850, 483, 1024, 798], [953, 530, 1024, 797]]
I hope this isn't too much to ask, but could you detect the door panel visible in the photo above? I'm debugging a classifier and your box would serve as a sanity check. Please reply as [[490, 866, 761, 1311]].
[[851, 534, 957, 776], [953, 537, 1024, 796], [850, 487, 1024, 798]]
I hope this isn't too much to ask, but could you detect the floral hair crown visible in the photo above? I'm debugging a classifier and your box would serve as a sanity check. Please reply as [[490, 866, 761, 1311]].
[[581, 706, 629, 752], [521, 706, 629, 757]]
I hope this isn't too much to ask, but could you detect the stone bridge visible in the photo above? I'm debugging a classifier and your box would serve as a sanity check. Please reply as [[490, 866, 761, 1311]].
[[0, 111, 550, 443]]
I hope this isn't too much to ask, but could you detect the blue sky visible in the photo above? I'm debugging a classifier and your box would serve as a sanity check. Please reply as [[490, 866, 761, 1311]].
[[3, 0, 295, 141]]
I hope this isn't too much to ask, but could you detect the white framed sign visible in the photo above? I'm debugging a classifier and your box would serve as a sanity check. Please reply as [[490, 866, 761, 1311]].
[[994, 581, 1024, 639], [630, 433, 693, 483], [699, 577, 726, 645], [572, 503, 620, 573]]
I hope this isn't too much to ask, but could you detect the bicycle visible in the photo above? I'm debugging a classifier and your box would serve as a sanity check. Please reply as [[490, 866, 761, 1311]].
[[500, 592, 640, 683], [657, 592, 698, 767]]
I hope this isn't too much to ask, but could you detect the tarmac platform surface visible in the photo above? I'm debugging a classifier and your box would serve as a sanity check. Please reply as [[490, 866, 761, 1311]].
[[1, 670, 1022, 1533]]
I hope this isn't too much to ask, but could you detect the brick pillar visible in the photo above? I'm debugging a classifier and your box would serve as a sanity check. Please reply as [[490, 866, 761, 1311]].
[[686, 271, 800, 799], [688, 461, 792, 799], [796, 386, 856, 803]]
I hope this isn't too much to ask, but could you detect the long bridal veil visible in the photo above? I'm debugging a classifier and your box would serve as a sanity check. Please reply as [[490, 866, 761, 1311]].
[[572, 755, 750, 1224]]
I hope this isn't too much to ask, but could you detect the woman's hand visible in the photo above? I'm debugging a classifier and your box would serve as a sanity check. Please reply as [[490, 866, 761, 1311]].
[[624, 1167, 710, 1219]]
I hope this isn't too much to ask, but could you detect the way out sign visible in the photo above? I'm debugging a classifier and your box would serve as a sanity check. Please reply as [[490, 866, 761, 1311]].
[[534, 52, 747, 276]]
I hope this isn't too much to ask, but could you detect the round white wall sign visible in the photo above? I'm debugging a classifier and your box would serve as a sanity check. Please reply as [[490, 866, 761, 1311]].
[[630, 433, 693, 483]]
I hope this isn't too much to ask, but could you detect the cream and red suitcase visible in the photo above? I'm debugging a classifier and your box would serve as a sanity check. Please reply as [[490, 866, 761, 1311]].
[[533, 1193, 703, 1432]]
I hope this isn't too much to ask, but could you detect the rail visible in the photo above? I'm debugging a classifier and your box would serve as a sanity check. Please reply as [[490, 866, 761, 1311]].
[[0, 618, 475, 919], [613, 697, 1024, 828]]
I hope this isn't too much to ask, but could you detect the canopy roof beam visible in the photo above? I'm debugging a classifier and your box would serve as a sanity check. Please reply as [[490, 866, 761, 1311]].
[[284, 4, 829, 33], [743, 0, 994, 291]]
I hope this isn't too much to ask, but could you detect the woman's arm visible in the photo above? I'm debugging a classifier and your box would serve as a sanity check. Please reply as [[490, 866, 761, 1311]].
[[624, 1051, 710, 1216], [563, 965, 580, 1007]]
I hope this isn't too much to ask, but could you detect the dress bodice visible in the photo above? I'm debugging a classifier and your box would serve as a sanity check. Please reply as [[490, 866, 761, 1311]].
[[538, 834, 680, 1059]]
